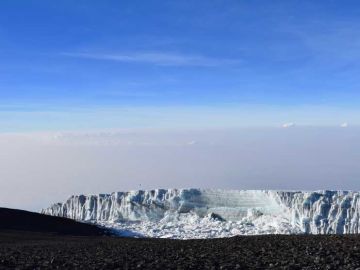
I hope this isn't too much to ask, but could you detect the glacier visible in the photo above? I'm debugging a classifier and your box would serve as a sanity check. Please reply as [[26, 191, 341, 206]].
[[41, 189, 360, 239]]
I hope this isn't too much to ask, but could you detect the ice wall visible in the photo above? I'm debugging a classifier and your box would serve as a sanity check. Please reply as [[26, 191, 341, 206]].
[[273, 190, 360, 234], [42, 189, 360, 234]]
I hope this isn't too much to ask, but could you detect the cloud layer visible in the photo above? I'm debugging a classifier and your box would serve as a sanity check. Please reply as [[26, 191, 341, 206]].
[[1, 127, 359, 211]]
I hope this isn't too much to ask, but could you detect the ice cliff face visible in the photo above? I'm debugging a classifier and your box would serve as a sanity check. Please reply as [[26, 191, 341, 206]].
[[42, 189, 283, 222], [276, 190, 360, 234], [42, 189, 360, 237]]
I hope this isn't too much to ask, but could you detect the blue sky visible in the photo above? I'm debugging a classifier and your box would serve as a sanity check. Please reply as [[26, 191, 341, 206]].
[[1, 0, 360, 131], [1, 1, 360, 208]]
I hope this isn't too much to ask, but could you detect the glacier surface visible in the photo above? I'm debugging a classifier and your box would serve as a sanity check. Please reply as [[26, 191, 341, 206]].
[[42, 189, 360, 239]]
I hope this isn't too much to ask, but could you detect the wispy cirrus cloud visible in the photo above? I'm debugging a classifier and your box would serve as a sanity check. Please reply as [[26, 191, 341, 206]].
[[62, 51, 241, 67]]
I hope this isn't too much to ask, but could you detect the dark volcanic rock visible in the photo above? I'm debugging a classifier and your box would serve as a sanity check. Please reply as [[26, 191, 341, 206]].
[[0, 231, 360, 269], [0, 207, 110, 236], [207, 212, 226, 221], [1, 207, 360, 269]]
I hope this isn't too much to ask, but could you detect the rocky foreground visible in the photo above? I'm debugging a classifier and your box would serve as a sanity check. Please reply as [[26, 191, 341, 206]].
[[1, 231, 360, 269], [1, 207, 360, 269]]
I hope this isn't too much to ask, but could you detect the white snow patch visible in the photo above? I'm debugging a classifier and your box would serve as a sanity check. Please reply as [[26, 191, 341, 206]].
[[98, 211, 302, 239]]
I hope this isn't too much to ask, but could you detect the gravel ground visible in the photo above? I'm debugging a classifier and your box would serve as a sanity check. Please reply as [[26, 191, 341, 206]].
[[1, 231, 360, 269]]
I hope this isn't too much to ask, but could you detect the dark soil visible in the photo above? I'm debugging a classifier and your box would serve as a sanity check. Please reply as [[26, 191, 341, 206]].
[[0, 231, 360, 269], [1, 207, 360, 269], [0, 207, 110, 236]]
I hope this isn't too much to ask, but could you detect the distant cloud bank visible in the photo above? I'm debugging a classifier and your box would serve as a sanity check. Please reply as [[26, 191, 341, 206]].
[[1, 126, 360, 211], [282, 123, 295, 128]]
